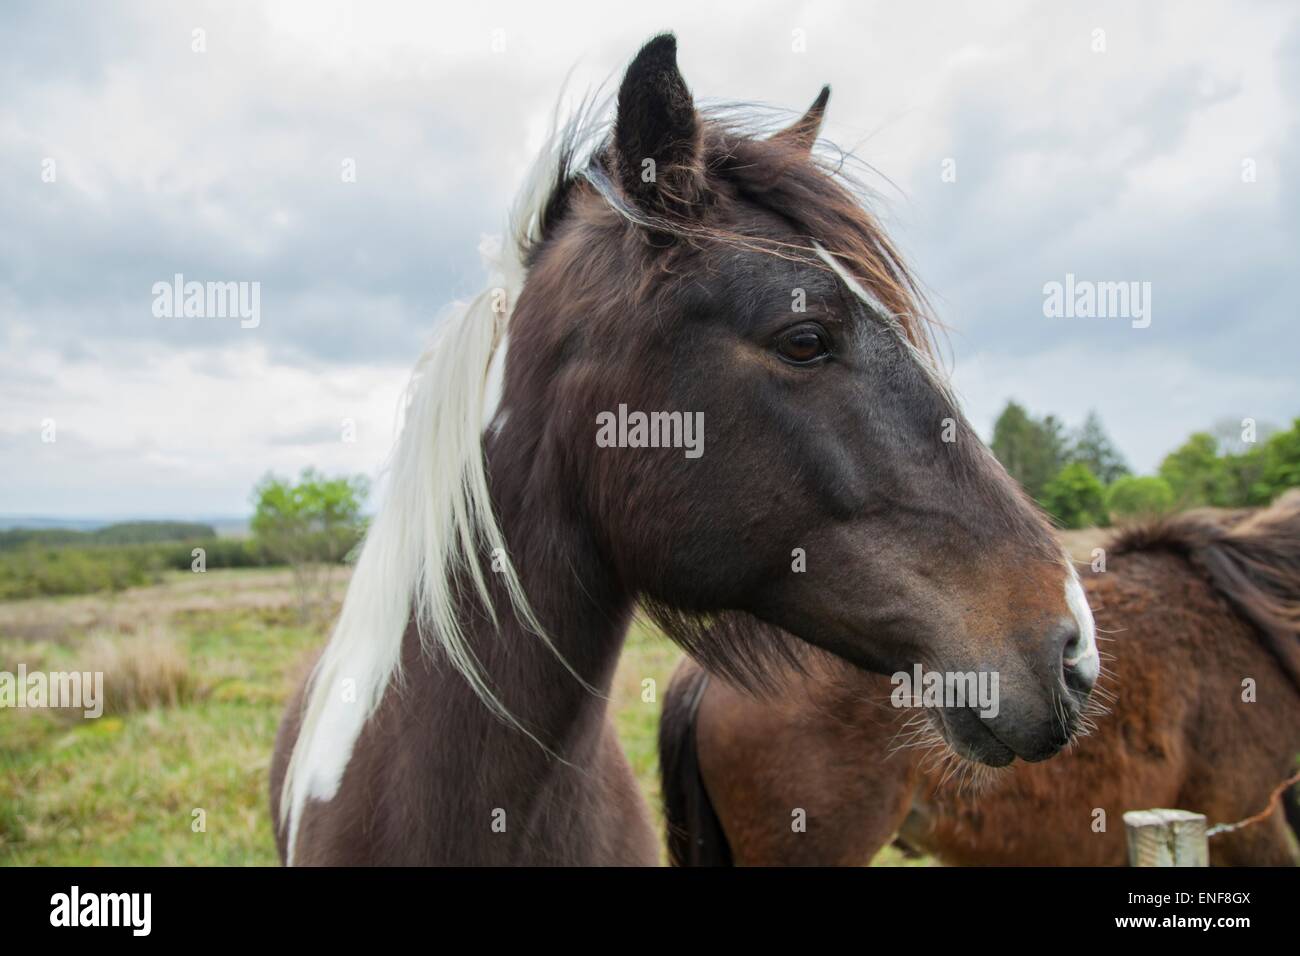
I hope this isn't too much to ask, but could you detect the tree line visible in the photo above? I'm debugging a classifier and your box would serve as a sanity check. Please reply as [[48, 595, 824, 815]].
[[989, 402, 1300, 529], [0, 470, 370, 603], [0, 521, 219, 552], [6, 418, 1297, 602]]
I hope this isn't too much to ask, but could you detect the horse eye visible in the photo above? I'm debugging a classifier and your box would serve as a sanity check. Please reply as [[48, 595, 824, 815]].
[[775, 326, 830, 365]]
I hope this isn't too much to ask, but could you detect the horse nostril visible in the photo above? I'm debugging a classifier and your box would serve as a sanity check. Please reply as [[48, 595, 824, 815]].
[[1057, 620, 1097, 695]]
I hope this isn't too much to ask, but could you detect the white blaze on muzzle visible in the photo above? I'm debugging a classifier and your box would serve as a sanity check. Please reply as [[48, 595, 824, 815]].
[[1063, 566, 1099, 685]]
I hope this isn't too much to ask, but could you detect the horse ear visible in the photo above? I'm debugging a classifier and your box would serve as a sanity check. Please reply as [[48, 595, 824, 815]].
[[772, 85, 831, 152], [613, 33, 704, 218]]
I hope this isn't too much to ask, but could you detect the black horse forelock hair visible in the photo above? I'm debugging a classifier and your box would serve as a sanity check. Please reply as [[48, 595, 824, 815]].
[[523, 99, 937, 349]]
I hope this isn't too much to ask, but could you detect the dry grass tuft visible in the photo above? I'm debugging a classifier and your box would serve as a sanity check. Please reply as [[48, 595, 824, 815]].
[[78, 628, 206, 715]]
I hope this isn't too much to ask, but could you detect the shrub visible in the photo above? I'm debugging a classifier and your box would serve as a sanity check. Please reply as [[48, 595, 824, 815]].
[[0, 539, 273, 601], [1105, 475, 1175, 522], [1158, 432, 1228, 507], [1251, 418, 1300, 504], [1041, 463, 1107, 530]]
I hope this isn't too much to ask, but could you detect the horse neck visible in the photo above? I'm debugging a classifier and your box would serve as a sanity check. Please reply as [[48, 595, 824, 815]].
[[440, 429, 633, 755]]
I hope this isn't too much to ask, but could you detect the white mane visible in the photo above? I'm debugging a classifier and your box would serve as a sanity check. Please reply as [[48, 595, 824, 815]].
[[280, 107, 602, 864]]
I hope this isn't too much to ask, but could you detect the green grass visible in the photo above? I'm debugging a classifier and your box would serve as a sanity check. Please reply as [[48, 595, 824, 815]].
[[0, 569, 690, 865], [0, 567, 924, 866], [0, 588, 322, 865]]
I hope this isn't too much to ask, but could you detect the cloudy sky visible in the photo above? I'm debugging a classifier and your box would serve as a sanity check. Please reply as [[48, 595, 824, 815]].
[[3, 0, 1297, 518]]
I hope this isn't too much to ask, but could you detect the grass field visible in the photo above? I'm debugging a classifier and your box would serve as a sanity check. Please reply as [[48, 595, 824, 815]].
[[3, 566, 902, 865], [1, 569, 319, 864], [0, 532, 1112, 865]]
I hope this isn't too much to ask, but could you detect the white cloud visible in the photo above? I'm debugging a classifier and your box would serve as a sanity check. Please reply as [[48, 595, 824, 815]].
[[953, 343, 1297, 473], [0, 341, 407, 516], [2, 0, 1297, 515]]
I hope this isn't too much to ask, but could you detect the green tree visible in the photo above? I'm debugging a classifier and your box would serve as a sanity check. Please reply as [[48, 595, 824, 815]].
[[1040, 462, 1107, 529], [1158, 432, 1230, 508], [251, 468, 369, 617], [1222, 446, 1267, 507], [1068, 410, 1129, 485], [1250, 418, 1300, 504], [1105, 475, 1175, 522], [990, 401, 1067, 502]]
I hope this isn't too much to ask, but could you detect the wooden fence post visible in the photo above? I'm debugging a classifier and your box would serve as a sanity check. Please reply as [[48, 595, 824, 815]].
[[1123, 809, 1208, 866]]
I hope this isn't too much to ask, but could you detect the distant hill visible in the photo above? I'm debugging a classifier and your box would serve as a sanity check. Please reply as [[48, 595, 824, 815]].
[[206, 518, 251, 539], [0, 520, 219, 552], [0, 516, 109, 532]]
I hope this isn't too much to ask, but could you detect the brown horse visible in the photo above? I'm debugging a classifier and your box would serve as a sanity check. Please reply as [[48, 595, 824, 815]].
[[271, 34, 1098, 865], [661, 494, 1300, 866]]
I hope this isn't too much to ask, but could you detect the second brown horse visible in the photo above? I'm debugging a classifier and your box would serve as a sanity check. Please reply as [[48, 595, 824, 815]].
[[661, 494, 1300, 866]]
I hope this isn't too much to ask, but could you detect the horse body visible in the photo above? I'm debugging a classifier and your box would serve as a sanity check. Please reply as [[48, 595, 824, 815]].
[[665, 498, 1300, 866], [913, 543, 1298, 866]]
